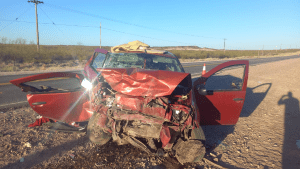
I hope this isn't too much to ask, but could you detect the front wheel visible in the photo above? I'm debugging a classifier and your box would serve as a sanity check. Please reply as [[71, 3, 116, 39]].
[[173, 126, 206, 164], [87, 112, 111, 145]]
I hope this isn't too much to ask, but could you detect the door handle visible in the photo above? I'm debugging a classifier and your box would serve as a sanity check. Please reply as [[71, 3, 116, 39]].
[[233, 98, 243, 101], [32, 102, 47, 105]]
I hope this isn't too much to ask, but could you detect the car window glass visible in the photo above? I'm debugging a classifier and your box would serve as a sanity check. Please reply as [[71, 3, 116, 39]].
[[205, 65, 245, 91], [91, 52, 106, 69], [101, 53, 184, 72]]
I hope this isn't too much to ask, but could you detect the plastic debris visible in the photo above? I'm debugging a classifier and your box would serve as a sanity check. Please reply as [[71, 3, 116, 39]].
[[24, 142, 32, 148], [20, 157, 24, 162], [69, 154, 75, 159], [210, 152, 217, 157], [296, 140, 300, 149], [95, 163, 105, 167]]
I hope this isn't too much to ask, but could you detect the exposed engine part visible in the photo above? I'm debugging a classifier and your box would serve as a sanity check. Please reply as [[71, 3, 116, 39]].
[[147, 138, 157, 150], [171, 109, 190, 124], [105, 97, 115, 107], [172, 138, 206, 164], [124, 135, 152, 154], [89, 78, 205, 164], [125, 121, 162, 139], [156, 148, 165, 157]]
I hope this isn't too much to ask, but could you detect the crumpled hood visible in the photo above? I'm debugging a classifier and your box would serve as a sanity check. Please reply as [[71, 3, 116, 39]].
[[98, 68, 190, 97]]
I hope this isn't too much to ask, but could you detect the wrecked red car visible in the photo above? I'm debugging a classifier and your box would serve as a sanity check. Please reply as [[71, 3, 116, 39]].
[[10, 47, 249, 164]]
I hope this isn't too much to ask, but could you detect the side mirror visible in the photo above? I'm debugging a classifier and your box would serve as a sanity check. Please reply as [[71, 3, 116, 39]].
[[196, 84, 213, 95]]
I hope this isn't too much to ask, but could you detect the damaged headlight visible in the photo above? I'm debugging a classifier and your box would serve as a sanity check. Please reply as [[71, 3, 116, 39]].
[[172, 109, 183, 122], [172, 109, 189, 123], [81, 78, 93, 90]]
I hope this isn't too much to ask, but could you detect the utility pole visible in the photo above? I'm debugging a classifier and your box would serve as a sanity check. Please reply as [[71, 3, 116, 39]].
[[100, 22, 101, 48], [223, 38, 227, 54], [28, 0, 43, 52], [280, 44, 282, 50]]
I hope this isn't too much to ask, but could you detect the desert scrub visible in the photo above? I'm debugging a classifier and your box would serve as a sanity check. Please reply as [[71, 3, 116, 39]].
[[0, 43, 111, 64], [170, 49, 300, 59]]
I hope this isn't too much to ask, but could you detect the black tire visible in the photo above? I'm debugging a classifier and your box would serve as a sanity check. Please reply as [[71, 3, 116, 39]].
[[87, 112, 111, 145], [189, 126, 206, 162], [173, 126, 206, 164]]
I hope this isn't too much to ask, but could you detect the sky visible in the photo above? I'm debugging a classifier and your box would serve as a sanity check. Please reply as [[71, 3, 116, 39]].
[[0, 0, 299, 50]]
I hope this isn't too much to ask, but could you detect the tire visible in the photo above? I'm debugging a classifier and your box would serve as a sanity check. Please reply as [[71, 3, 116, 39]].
[[87, 112, 111, 145], [189, 126, 206, 163], [173, 126, 206, 164]]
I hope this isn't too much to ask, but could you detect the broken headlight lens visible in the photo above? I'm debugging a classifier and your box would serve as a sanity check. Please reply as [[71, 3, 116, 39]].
[[172, 109, 183, 122], [81, 78, 93, 90]]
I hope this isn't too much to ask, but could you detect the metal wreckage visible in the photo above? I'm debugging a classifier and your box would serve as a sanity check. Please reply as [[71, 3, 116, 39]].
[[10, 41, 249, 164]]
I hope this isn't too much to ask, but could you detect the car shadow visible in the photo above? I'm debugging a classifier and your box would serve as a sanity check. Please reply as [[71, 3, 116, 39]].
[[240, 83, 272, 117], [192, 76, 273, 168], [278, 92, 300, 169]]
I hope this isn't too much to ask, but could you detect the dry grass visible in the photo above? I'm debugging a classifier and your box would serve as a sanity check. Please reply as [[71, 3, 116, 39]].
[[1, 43, 299, 72]]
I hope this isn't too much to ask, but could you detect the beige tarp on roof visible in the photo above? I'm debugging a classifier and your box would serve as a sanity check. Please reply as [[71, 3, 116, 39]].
[[111, 40, 164, 54]]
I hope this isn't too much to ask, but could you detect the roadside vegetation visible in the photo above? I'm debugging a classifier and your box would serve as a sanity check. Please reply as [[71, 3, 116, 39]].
[[170, 49, 300, 59], [0, 36, 110, 72], [1, 36, 299, 72]]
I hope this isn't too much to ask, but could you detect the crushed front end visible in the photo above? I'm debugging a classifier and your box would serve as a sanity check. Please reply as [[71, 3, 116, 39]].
[[87, 68, 206, 164]]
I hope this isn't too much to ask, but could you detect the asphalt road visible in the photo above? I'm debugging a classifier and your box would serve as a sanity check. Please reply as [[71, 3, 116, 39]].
[[1, 54, 299, 110]]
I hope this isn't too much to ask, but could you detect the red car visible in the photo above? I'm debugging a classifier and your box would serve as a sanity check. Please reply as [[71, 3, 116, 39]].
[[10, 48, 249, 164]]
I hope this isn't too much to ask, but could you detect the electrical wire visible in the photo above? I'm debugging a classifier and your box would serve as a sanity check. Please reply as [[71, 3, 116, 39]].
[[39, 6, 65, 35], [44, 3, 223, 40], [0, 19, 193, 45], [0, 6, 31, 32]]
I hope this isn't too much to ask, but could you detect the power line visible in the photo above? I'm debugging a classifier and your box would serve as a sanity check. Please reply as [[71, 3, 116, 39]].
[[0, 19, 193, 45], [44, 3, 223, 40], [39, 6, 65, 35], [0, 6, 31, 32]]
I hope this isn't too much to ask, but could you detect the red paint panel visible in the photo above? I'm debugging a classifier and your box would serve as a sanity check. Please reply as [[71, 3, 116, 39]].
[[99, 68, 190, 97], [115, 93, 166, 118], [84, 56, 98, 82], [115, 93, 144, 111], [195, 91, 246, 125], [160, 125, 171, 148], [10, 72, 83, 87], [27, 91, 92, 123], [193, 60, 249, 125]]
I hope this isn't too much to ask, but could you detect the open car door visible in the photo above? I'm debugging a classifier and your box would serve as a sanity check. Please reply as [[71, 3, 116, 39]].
[[193, 60, 249, 125], [10, 72, 93, 123]]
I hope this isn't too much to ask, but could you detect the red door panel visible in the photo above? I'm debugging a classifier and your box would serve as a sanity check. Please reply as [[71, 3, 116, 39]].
[[193, 60, 249, 125], [10, 72, 93, 123], [27, 91, 92, 123]]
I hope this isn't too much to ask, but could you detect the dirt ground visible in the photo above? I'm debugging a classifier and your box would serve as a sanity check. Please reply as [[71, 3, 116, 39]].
[[1, 58, 300, 169]]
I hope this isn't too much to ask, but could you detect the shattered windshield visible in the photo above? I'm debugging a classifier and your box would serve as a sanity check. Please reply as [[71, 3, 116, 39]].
[[92, 52, 184, 72]]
